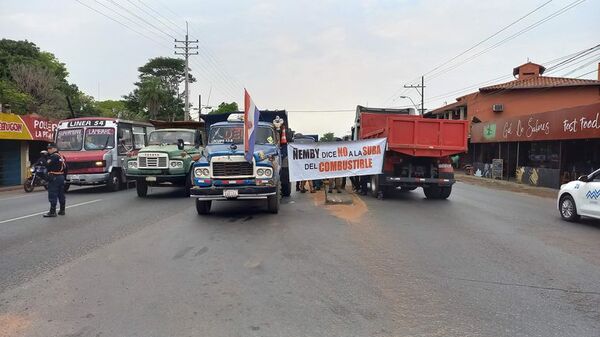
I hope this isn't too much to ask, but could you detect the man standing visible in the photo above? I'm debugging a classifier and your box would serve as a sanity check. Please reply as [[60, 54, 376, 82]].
[[43, 143, 66, 217]]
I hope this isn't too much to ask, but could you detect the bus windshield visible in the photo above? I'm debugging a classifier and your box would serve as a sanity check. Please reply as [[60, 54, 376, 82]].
[[209, 126, 275, 145], [148, 130, 195, 146], [84, 128, 115, 150], [56, 129, 83, 151]]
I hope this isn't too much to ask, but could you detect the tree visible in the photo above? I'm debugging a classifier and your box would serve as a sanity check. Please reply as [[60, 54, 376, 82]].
[[137, 77, 170, 120], [0, 39, 89, 119], [321, 132, 335, 142], [124, 57, 189, 121], [138, 57, 195, 98], [210, 102, 239, 114]]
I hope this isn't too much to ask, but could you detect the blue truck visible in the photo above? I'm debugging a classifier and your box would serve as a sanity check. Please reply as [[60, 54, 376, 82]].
[[190, 111, 291, 215]]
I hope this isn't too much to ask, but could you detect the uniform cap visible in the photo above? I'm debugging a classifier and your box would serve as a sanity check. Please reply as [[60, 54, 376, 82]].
[[47, 142, 57, 149]]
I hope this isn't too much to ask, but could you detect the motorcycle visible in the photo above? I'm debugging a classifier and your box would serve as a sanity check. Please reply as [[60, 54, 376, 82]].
[[24, 152, 50, 193]]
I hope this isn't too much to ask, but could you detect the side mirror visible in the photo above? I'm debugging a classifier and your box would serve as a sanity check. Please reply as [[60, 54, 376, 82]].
[[177, 139, 185, 150], [578, 175, 589, 182]]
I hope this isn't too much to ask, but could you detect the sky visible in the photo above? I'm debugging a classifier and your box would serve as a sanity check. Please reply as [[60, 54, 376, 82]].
[[1, 0, 599, 137]]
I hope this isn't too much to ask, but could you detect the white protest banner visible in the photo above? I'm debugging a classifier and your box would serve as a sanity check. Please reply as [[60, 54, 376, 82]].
[[287, 138, 387, 181]]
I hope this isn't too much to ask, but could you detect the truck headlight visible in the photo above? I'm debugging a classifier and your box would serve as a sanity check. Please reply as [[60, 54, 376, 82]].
[[170, 160, 183, 168], [194, 167, 210, 177], [264, 168, 272, 177], [128, 160, 137, 169], [257, 168, 264, 176]]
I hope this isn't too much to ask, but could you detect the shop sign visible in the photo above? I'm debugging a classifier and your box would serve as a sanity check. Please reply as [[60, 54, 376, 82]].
[[472, 103, 600, 143], [0, 112, 58, 142]]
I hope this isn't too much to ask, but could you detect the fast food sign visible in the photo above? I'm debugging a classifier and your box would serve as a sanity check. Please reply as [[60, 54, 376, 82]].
[[0, 112, 58, 142], [471, 103, 600, 143]]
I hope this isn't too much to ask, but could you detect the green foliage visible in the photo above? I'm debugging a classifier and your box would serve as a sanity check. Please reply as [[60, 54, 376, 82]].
[[0, 39, 86, 119], [320, 132, 335, 142], [209, 102, 239, 114], [124, 57, 188, 121]]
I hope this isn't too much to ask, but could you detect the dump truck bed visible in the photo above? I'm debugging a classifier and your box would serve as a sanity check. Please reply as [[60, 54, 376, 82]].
[[359, 112, 469, 157]]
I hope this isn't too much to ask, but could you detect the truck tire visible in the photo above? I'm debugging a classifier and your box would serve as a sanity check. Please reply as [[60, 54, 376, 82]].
[[267, 183, 281, 214], [64, 183, 70, 193], [136, 179, 148, 197], [370, 175, 387, 199], [423, 186, 441, 199], [196, 199, 212, 215], [438, 186, 452, 199], [184, 171, 192, 197], [106, 170, 122, 192], [280, 168, 291, 197]]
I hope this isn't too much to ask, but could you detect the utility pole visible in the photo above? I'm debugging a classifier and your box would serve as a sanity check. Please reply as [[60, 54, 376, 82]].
[[404, 76, 425, 115], [174, 21, 198, 121]]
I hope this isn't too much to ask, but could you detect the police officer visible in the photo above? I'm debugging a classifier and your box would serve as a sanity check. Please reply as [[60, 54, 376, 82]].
[[43, 143, 66, 217]]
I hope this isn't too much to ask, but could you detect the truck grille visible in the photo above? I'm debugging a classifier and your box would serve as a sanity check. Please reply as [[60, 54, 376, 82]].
[[138, 154, 168, 169], [212, 162, 253, 177]]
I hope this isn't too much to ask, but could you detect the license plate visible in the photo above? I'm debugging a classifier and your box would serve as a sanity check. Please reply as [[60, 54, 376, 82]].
[[146, 176, 157, 182], [223, 189, 239, 198]]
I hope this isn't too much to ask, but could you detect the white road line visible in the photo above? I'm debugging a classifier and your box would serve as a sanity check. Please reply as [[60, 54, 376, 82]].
[[0, 193, 42, 202], [0, 199, 103, 224]]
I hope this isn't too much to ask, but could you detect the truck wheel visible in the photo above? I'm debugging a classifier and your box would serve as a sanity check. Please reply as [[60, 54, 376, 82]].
[[106, 171, 122, 192], [196, 199, 212, 215], [64, 183, 70, 193], [281, 181, 291, 197], [136, 179, 148, 197], [184, 171, 192, 197], [280, 168, 291, 197], [438, 186, 452, 199], [370, 175, 386, 199], [559, 195, 580, 222], [423, 186, 441, 199], [267, 183, 281, 214]]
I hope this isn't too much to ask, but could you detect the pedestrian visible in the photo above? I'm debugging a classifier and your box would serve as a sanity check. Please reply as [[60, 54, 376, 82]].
[[328, 178, 342, 193], [300, 180, 315, 193], [43, 143, 66, 217]]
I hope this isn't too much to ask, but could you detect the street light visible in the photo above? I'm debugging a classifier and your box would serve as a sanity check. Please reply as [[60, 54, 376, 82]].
[[399, 96, 420, 113]]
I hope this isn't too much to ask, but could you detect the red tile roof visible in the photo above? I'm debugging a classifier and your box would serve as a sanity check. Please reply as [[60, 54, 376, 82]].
[[479, 76, 600, 91]]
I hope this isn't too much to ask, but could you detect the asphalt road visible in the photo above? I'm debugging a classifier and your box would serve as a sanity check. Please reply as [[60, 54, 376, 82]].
[[0, 182, 599, 337]]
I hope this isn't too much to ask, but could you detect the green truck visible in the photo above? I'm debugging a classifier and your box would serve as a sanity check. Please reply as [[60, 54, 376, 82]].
[[125, 120, 205, 197]]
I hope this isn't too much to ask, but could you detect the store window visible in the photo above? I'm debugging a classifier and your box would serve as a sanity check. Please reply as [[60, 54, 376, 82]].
[[526, 141, 559, 169]]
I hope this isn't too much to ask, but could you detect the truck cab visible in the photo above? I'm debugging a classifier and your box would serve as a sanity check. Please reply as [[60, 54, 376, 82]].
[[191, 114, 286, 214], [125, 120, 205, 197]]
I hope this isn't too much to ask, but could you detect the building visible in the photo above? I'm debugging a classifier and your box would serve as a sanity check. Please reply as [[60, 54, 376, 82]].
[[426, 62, 600, 188], [0, 110, 58, 187]]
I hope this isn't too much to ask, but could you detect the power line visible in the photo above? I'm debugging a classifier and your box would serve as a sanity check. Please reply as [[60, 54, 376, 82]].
[[105, 0, 176, 39], [422, 0, 554, 78], [427, 0, 587, 80], [76, 0, 237, 101], [386, 0, 587, 107]]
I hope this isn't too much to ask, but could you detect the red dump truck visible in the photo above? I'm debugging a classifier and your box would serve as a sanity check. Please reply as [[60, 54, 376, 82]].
[[355, 106, 469, 199]]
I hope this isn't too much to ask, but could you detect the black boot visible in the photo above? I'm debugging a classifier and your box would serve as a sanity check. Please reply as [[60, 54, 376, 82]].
[[58, 205, 65, 216], [43, 207, 57, 218]]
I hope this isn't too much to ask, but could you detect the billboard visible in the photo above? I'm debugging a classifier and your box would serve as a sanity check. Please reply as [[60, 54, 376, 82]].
[[0, 112, 58, 142]]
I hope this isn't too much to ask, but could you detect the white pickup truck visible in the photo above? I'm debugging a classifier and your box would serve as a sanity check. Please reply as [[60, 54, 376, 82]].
[[557, 168, 600, 222]]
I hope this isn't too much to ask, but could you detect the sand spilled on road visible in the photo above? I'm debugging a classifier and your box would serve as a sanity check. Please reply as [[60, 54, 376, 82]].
[[311, 190, 368, 223], [0, 314, 29, 337]]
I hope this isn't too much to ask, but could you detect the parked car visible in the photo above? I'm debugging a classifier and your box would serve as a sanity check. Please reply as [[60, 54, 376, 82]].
[[557, 168, 600, 221]]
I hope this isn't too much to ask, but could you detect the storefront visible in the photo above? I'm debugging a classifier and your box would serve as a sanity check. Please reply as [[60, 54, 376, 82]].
[[0, 112, 58, 187], [470, 103, 600, 189]]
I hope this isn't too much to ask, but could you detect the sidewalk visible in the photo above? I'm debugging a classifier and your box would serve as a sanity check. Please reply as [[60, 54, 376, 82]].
[[455, 173, 558, 199]]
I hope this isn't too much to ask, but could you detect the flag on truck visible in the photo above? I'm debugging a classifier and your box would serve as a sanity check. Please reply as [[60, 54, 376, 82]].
[[244, 89, 260, 162]]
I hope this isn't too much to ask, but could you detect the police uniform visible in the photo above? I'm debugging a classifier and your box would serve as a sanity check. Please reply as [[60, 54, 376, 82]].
[[44, 144, 66, 217]]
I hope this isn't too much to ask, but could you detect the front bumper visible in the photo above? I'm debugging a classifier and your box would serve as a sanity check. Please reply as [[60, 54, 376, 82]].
[[190, 185, 276, 200], [126, 173, 187, 185], [66, 173, 110, 185], [385, 176, 455, 186]]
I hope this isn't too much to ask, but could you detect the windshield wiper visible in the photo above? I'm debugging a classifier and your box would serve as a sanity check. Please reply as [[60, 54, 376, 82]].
[[101, 136, 111, 150]]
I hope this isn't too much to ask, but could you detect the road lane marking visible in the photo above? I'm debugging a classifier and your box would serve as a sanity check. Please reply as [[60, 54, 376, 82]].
[[0, 199, 103, 224], [0, 194, 42, 202]]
